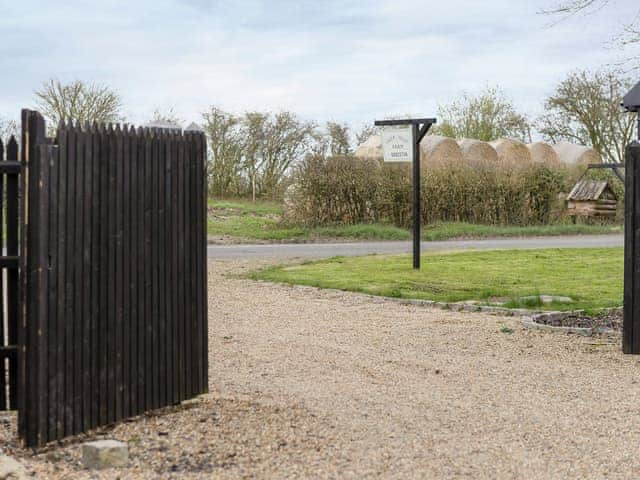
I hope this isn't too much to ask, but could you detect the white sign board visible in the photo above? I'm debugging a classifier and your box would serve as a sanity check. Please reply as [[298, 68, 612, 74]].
[[381, 126, 414, 163]]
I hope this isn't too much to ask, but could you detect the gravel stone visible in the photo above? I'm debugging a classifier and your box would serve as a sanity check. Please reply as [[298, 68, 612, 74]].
[[1, 258, 639, 479], [0, 455, 25, 480], [82, 440, 129, 470]]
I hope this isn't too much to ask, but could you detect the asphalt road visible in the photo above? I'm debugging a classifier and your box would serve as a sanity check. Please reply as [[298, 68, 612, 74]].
[[207, 234, 624, 259]]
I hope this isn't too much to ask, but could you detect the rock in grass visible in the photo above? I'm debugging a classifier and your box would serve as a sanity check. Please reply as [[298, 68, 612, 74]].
[[82, 440, 129, 470], [0, 455, 26, 480]]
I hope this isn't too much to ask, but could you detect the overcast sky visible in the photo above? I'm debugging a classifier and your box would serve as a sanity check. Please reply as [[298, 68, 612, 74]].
[[0, 0, 638, 131]]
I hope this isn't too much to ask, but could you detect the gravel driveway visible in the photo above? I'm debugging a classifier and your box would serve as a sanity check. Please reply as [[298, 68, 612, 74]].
[[3, 258, 640, 479]]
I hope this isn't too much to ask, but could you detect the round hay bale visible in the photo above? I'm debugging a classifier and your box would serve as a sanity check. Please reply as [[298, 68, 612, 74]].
[[419, 135, 464, 166], [457, 138, 498, 164], [354, 135, 382, 160], [489, 138, 532, 165], [552, 141, 601, 166], [527, 142, 559, 165]]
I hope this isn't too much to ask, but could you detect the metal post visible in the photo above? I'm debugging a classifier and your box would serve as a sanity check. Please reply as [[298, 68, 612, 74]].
[[412, 124, 420, 270]]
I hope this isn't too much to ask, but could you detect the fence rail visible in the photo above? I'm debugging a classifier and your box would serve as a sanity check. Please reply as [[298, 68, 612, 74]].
[[19, 110, 208, 447]]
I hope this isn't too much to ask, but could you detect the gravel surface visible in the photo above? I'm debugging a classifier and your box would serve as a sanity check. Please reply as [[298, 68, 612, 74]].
[[2, 258, 640, 479]]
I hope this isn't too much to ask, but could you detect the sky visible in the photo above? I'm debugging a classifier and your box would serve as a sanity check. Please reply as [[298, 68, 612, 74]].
[[0, 0, 638, 132]]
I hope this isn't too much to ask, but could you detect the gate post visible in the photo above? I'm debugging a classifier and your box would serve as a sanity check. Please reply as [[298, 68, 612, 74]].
[[624, 142, 640, 353]]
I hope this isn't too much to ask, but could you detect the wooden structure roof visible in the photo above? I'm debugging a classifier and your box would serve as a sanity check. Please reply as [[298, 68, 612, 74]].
[[567, 179, 617, 202]]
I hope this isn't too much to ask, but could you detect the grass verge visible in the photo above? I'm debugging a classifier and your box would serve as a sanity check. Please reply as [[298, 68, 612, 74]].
[[207, 199, 622, 243], [250, 248, 623, 312]]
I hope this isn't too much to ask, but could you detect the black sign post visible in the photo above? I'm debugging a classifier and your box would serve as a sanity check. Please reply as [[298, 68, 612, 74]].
[[374, 118, 436, 269]]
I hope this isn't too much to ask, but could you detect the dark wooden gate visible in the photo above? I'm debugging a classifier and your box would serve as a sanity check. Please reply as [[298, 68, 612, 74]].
[[18, 110, 208, 447], [0, 134, 21, 412], [624, 141, 640, 353]]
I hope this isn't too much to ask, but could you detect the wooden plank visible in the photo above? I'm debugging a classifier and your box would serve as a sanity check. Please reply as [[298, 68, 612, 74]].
[[184, 134, 194, 399], [128, 127, 139, 417], [0, 161, 23, 174], [107, 124, 117, 423], [164, 132, 175, 405], [157, 131, 167, 406], [136, 128, 147, 414], [81, 124, 93, 433], [98, 124, 110, 425], [150, 130, 160, 409], [46, 131, 60, 440], [633, 145, 640, 354], [54, 124, 68, 439], [176, 134, 185, 401], [122, 125, 131, 419], [64, 123, 77, 437], [114, 125, 124, 422], [198, 132, 208, 394], [171, 132, 180, 405], [190, 133, 200, 395], [72, 123, 85, 435], [35, 144, 53, 444], [89, 123, 101, 429], [143, 128, 153, 411]]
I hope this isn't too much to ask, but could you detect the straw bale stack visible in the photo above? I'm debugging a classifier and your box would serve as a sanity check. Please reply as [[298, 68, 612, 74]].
[[552, 141, 601, 166], [419, 135, 464, 167], [458, 138, 498, 165], [489, 138, 532, 165], [354, 135, 383, 160], [527, 142, 560, 165]]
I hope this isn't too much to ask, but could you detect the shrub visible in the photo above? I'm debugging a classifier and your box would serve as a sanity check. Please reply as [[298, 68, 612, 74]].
[[288, 155, 581, 227]]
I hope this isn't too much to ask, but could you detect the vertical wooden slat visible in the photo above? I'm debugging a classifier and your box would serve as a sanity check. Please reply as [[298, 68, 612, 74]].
[[176, 134, 185, 402], [137, 128, 147, 413], [171, 132, 180, 405], [144, 129, 153, 411], [81, 123, 93, 433], [8, 134, 21, 415], [157, 132, 167, 406], [32, 144, 52, 444], [150, 131, 160, 409], [114, 125, 124, 422], [202, 132, 209, 393], [73, 123, 85, 435], [164, 132, 174, 405], [184, 133, 193, 399], [90, 123, 101, 429], [129, 127, 139, 416], [107, 124, 117, 423], [98, 124, 109, 425], [54, 124, 68, 439], [64, 123, 76, 437], [122, 126, 131, 419], [46, 131, 59, 441]]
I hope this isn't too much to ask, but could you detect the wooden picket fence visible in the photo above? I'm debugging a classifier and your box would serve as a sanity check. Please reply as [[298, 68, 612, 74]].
[[18, 110, 208, 447], [0, 134, 20, 412]]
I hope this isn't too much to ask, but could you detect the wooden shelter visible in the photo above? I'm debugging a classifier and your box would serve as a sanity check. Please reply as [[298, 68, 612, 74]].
[[566, 179, 617, 219]]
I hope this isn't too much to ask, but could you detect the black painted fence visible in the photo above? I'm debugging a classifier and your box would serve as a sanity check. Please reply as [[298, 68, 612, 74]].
[[0, 134, 20, 412], [624, 142, 640, 354], [19, 110, 208, 447]]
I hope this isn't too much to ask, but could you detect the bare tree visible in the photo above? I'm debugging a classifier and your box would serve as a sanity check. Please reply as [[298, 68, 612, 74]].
[[540, 1, 639, 67], [355, 124, 378, 147], [435, 86, 531, 142], [326, 121, 352, 156], [257, 112, 315, 199], [202, 106, 244, 198], [537, 69, 636, 163], [35, 78, 124, 127], [149, 107, 183, 127], [0, 116, 18, 145]]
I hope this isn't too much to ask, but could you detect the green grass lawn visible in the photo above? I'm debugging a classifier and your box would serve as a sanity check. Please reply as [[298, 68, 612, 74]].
[[251, 248, 623, 313], [207, 199, 622, 243]]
